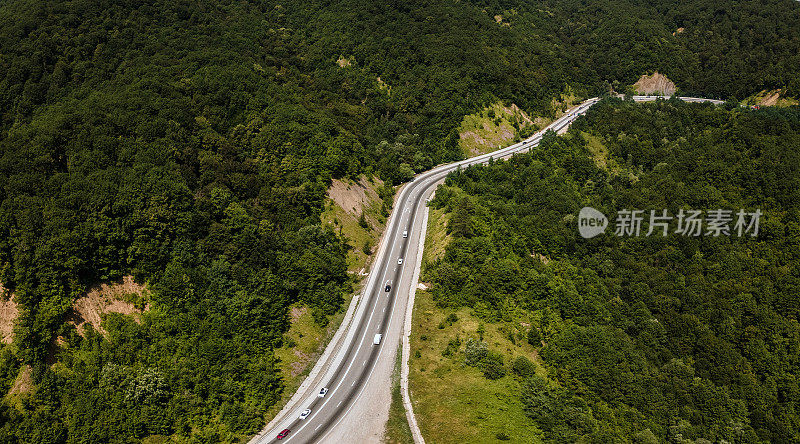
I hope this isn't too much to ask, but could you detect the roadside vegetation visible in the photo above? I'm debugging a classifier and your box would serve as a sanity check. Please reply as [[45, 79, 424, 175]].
[[409, 287, 545, 443], [268, 299, 353, 424], [383, 344, 414, 444], [742, 89, 800, 108], [419, 99, 800, 442], [458, 102, 537, 157], [321, 176, 393, 272]]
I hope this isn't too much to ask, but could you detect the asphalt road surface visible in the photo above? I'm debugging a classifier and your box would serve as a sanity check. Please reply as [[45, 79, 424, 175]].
[[253, 96, 722, 443]]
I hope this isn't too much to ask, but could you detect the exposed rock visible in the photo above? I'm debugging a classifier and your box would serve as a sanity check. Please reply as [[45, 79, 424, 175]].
[[0, 282, 18, 344], [327, 176, 382, 217], [633, 72, 677, 96]]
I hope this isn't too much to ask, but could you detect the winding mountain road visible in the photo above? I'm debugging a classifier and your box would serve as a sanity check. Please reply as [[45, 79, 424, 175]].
[[249, 95, 722, 444]]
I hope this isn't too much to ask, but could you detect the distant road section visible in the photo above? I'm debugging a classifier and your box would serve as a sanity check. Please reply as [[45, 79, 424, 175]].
[[250, 95, 722, 444]]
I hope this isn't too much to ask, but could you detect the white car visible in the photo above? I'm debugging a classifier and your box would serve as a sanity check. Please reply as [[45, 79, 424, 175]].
[[398, 258, 403, 265], [373, 333, 382, 345], [318, 388, 328, 398], [299, 408, 311, 420], [402, 230, 408, 238]]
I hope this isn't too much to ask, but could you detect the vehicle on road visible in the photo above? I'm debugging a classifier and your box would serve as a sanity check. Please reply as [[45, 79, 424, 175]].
[[385, 284, 391, 292], [277, 429, 290, 440], [299, 409, 311, 420], [318, 387, 328, 398], [402, 230, 408, 238], [397, 258, 403, 265], [373, 334, 382, 345]]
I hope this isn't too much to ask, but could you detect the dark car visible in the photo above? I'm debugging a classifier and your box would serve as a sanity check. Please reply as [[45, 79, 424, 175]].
[[385, 284, 391, 292], [277, 429, 290, 440]]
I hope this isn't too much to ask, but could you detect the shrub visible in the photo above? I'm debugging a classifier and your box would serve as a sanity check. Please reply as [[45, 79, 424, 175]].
[[441, 336, 462, 357], [312, 307, 329, 327], [527, 327, 541, 346], [464, 338, 488, 367], [512, 356, 536, 378], [446, 313, 459, 324], [482, 352, 506, 380]]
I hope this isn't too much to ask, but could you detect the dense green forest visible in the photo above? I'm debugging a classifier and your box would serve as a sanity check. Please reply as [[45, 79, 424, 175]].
[[425, 99, 800, 442], [1, 0, 799, 441]]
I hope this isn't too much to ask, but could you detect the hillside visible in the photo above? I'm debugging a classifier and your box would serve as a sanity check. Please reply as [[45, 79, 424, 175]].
[[0, 0, 799, 441], [421, 99, 800, 442]]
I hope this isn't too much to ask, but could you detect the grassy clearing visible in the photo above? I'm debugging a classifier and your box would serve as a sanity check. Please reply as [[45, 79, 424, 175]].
[[742, 89, 799, 107], [580, 131, 626, 176], [266, 295, 353, 423], [383, 344, 414, 444], [581, 131, 609, 170], [458, 102, 536, 156], [408, 289, 545, 444], [421, 206, 451, 266], [551, 89, 581, 116], [576, 131, 641, 182], [456, 92, 584, 158]]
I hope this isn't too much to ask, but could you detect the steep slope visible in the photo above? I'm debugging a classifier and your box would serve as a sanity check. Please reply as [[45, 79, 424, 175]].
[[420, 99, 800, 442]]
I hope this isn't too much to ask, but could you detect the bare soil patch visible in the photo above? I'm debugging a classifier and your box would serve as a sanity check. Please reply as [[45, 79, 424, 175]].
[[759, 90, 782, 106], [337, 55, 354, 68], [290, 349, 312, 378], [327, 176, 382, 217], [743, 89, 799, 107], [0, 282, 18, 344], [494, 14, 510, 27], [530, 252, 551, 264], [633, 72, 676, 96], [290, 306, 307, 323], [6, 365, 32, 398], [71, 275, 148, 337]]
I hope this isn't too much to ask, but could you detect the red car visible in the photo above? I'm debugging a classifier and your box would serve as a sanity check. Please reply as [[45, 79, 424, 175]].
[[277, 429, 290, 440]]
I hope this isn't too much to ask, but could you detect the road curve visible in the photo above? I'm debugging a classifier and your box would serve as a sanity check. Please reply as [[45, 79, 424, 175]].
[[251, 95, 721, 444]]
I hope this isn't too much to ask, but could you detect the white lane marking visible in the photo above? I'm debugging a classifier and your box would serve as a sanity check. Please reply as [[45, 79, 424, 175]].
[[363, 359, 367, 366], [273, 98, 599, 443], [316, 105, 584, 440], [351, 380, 355, 387], [337, 400, 342, 407], [317, 245, 406, 443], [315, 424, 321, 431], [277, 195, 407, 442]]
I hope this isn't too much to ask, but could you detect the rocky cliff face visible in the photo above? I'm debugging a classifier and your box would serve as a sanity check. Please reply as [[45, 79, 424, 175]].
[[633, 72, 677, 96]]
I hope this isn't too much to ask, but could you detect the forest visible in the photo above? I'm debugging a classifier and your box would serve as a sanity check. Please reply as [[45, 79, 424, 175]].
[[425, 99, 800, 442], [0, 0, 799, 441]]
